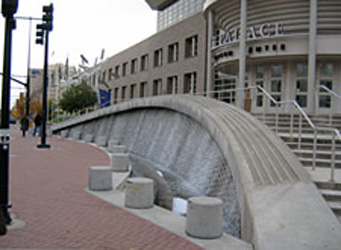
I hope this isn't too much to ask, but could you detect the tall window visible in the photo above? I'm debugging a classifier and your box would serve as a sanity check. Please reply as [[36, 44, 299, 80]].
[[131, 59, 138, 74], [256, 66, 264, 107], [167, 76, 178, 94], [114, 88, 119, 104], [168, 43, 179, 63], [319, 63, 333, 108], [270, 64, 283, 107], [130, 84, 137, 99], [121, 86, 127, 101], [153, 79, 163, 96], [114, 65, 120, 79], [184, 72, 197, 94], [185, 35, 198, 58], [295, 63, 308, 107], [154, 49, 163, 67], [122, 62, 128, 76], [141, 54, 149, 71], [108, 68, 113, 81], [140, 82, 148, 98]]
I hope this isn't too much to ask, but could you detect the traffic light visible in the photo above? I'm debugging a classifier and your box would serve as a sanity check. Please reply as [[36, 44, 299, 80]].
[[1, 0, 18, 17], [42, 4, 53, 31], [35, 24, 45, 45], [35, 3, 53, 45]]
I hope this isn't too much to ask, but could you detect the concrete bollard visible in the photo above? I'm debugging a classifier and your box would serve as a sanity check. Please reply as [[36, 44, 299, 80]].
[[72, 131, 82, 140], [60, 130, 68, 138], [125, 177, 154, 209], [108, 144, 126, 154], [84, 133, 94, 143], [95, 136, 107, 147], [111, 153, 129, 172], [185, 197, 223, 239], [88, 166, 112, 191]]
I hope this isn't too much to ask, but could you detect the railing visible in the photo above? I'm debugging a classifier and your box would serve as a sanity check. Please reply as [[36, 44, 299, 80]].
[[316, 85, 341, 126], [200, 86, 341, 182]]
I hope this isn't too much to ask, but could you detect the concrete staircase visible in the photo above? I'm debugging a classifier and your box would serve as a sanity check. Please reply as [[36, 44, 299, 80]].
[[253, 113, 341, 222]]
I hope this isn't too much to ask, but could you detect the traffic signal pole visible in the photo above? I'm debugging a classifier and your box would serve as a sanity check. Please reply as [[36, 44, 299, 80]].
[[36, 3, 53, 149], [37, 23, 50, 148], [1, 0, 18, 235]]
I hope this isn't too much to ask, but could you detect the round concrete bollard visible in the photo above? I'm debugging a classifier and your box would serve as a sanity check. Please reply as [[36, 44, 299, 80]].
[[185, 197, 223, 239], [95, 136, 107, 147], [60, 130, 68, 138], [108, 144, 126, 154], [111, 153, 129, 172], [84, 133, 94, 143], [88, 166, 112, 191], [125, 178, 154, 209]]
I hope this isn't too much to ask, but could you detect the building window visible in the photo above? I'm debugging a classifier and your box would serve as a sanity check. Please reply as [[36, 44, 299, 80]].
[[121, 86, 127, 101], [153, 79, 163, 96], [270, 64, 283, 107], [114, 65, 120, 79], [318, 63, 334, 108], [256, 66, 264, 107], [102, 70, 106, 83], [131, 58, 138, 74], [114, 88, 119, 104], [130, 84, 137, 99], [141, 54, 149, 71], [108, 68, 113, 81], [295, 63, 308, 107], [185, 35, 198, 58], [122, 62, 128, 76], [167, 76, 178, 94], [154, 48, 163, 67], [184, 72, 197, 94], [140, 82, 148, 98], [168, 43, 179, 63]]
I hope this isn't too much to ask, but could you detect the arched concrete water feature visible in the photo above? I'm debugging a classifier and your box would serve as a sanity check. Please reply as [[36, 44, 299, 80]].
[[52, 95, 341, 250]]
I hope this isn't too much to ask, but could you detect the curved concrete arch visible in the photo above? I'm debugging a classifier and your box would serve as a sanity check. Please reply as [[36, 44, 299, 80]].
[[52, 95, 341, 249]]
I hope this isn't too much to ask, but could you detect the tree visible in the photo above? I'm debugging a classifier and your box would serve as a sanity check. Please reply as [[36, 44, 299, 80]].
[[59, 81, 98, 113]]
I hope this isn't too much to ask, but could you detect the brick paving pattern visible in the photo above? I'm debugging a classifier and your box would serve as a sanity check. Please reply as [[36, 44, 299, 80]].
[[0, 128, 202, 250]]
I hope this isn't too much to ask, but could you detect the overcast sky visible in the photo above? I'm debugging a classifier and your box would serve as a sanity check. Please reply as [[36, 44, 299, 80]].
[[0, 0, 157, 107]]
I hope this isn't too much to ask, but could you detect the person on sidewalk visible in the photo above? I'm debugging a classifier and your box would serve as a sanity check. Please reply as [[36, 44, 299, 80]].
[[20, 113, 29, 137], [33, 112, 42, 137]]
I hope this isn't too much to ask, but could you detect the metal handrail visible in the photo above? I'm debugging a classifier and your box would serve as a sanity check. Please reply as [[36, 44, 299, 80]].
[[318, 85, 341, 100], [200, 86, 340, 182]]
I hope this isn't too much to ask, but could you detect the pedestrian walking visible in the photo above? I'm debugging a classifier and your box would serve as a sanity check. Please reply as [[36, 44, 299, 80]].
[[33, 112, 42, 137], [20, 113, 29, 137]]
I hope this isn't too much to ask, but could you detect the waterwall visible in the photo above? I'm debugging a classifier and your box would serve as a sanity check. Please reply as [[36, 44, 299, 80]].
[[52, 95, 341, 249]]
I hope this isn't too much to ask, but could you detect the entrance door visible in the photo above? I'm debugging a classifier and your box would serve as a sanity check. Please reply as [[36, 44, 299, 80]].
[[253, 63, 284, 113]]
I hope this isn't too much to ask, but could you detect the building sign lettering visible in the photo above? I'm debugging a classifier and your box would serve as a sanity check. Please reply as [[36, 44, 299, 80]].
[[217, 22, 284, 45]]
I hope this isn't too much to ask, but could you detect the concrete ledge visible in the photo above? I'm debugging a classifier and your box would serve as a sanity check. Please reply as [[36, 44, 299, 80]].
[[88, 166, 112, 191], [125, 177, 154, 209], [186, 197, 223, 239], [111, 153, 129, 172]]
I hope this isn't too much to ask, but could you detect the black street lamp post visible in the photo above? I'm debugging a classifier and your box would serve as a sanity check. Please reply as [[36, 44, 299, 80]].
[[1, 0, 18, 235]]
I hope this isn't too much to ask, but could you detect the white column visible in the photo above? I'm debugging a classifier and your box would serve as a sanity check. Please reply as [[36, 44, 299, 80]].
[[308, 0, 317, 113], [237, 0, 247, 109], [206, 10, 214, 97]]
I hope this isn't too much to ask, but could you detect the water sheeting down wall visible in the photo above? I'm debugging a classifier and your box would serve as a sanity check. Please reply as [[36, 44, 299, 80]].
[[68, 108, 240, 237]]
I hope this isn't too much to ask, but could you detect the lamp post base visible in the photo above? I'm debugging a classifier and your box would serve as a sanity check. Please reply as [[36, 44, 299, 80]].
[[37, 144, 50, 149]]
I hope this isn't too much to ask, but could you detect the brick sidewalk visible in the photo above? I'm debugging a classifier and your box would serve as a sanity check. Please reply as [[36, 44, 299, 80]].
[[0, 127, 201, 250]]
